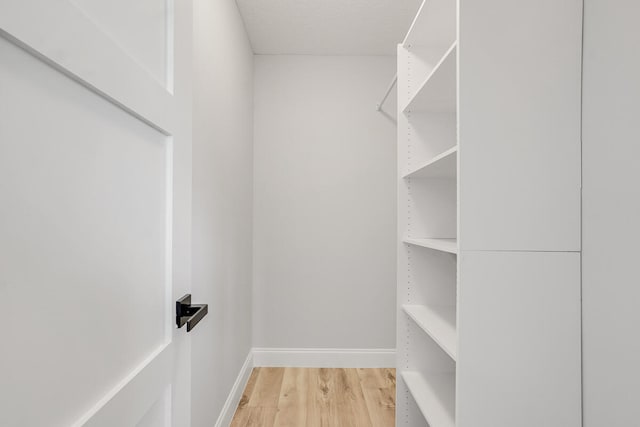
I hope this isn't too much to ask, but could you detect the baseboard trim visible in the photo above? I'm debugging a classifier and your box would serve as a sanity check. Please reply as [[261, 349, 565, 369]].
[[252, 348, 396, 368], [214, 350, 253, 427]]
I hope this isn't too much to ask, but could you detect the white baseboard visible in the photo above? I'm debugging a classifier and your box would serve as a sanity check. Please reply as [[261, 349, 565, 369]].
[[252, 348, 396, 368], [214, 350, 254, 427]]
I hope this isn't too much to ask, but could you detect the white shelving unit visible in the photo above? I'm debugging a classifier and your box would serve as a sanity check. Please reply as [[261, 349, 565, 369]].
[[397, 0, 458, 419], [396, 1, 583, 426]]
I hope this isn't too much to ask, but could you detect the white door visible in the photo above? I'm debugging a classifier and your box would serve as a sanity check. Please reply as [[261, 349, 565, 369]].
[[0, 0, 194, 426]]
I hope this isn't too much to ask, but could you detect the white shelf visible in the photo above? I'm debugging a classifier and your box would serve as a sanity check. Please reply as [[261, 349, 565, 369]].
[[403, 0, 457, 50], [403, 42, 457, 114], [404, 146, 457, 179], [404, 304, 457, 360], [401, 371, 456, 427], [403, 238, 457, 254]]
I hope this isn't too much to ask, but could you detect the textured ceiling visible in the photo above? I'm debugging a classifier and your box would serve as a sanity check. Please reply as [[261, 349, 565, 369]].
[[235, 0, 422, 55]]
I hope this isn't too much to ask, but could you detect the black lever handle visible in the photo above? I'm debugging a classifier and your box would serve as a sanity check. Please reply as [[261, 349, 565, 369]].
[[176, 294, 208, 332]]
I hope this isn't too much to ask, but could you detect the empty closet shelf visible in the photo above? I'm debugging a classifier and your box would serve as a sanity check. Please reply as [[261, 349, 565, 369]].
[[404, 146, 457, 179], [401, 371, 456, 427], [403, 238, 457, 254], [402, 42, 457, 113], [403, 304, 457, 360]]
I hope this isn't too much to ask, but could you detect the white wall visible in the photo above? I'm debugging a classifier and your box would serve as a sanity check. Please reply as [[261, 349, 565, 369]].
[[191, 0, 253, 426], [253, 55, 397, 350], [582, 1, 640, 425]]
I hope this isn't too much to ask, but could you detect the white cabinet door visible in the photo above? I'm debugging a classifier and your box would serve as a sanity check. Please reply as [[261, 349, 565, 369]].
[[0, 0, 193, 426], [458, 0, 583, 252], [458, 251, 582, 427]]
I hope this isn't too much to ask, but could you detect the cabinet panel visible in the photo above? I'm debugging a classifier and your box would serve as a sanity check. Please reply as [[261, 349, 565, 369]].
[[458, 0, 582, 251], [457, 251, 581, 427]]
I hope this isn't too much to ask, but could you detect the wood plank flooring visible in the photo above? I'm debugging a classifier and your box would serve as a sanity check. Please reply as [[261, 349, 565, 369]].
[[230, 368, 396, 427]]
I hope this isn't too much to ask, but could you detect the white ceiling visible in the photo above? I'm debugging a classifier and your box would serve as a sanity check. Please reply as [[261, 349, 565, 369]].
[[235, 0, 422, 55]]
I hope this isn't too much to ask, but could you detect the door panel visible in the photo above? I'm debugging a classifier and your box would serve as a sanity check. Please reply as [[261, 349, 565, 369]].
[[68, 0, 170, 86], [0, 0, 174, 133], [0, 0, 191, 425], [0, 35, 168, 425], [136, 388, 171, 427]]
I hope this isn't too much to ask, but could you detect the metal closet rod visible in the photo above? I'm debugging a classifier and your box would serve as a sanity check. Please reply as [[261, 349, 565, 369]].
[[376, 73, 397, 111]]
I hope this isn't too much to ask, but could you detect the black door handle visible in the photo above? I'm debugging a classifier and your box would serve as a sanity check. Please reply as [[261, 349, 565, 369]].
[[176, 294, 208, 332]]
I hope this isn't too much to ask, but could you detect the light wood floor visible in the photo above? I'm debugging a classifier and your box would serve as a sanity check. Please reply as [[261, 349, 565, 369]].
[[230, 367, 396, 427]]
